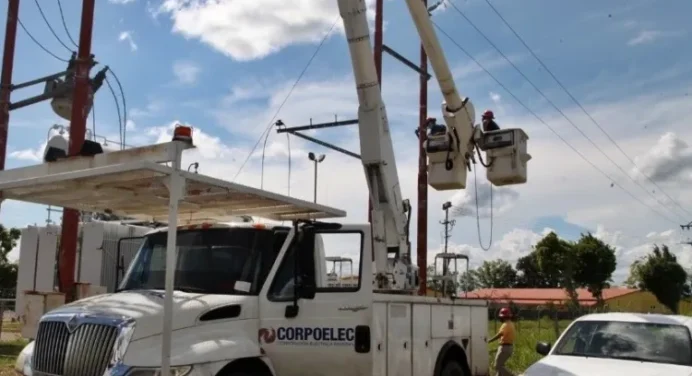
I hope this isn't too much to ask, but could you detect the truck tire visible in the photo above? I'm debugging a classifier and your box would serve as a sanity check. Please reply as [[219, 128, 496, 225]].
[[441, 360, 465, 376]]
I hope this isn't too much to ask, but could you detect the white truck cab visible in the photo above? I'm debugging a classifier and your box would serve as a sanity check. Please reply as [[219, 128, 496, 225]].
[[16, 221, 490, 376]]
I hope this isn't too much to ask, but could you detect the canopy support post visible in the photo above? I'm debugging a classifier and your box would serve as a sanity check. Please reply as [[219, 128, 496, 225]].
[[161, 142, 185, 376]]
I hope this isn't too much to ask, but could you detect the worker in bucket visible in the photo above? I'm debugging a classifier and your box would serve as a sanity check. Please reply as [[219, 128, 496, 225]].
[[415, 117, 447, 139], [481, 109, 501, 132], [487, 307, 515, 376]]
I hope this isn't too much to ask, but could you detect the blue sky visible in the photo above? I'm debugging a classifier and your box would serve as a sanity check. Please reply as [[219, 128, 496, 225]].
[[2, 0, 692, 281]]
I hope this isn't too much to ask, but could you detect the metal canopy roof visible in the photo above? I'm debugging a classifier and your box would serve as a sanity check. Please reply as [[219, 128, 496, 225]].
[[0, 148, 346, 223]]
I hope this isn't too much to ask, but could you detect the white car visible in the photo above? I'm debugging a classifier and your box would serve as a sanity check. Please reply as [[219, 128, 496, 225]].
[[523, 312, 692, 376]]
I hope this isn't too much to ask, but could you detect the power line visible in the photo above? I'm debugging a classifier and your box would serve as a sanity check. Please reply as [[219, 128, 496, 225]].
[[104, 76, 123, 149], [57, 0, 79, 48], [446, 2, 687, 223], [107, 69, 128, 148], [17, 18, 69, 62], [233, 16, 339, 182], [34, 0, 74, 53], [430, 20, 679, 225], [481, 0, 692, 219], [472, 163, 493, 251]]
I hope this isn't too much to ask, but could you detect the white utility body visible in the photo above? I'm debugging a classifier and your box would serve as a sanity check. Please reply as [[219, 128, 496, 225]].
[[6, 0, 534, 375]]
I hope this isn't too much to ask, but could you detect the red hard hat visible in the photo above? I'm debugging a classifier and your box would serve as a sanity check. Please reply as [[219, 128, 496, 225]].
[[498, 307, 512, 318], [482, 110, 494, 119]]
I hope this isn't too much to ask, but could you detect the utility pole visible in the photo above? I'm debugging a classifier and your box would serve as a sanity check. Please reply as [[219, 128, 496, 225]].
[[416, 0, 429, 296], [58, 0, 96, 302], [308, 152, 325, 203], [440, 201, 455, 293], [682, 222, 692, 246], [0, 0, 19, 185]]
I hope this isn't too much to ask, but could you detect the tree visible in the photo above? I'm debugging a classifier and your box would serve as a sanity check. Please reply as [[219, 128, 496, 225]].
[[573, 233, 617, 308], [458, 271, 478, 292], [515, 252, 557, 288], [534, 232, 579, 308], [0, 225, 20, 294], [473, 260, 517, 288], [627, 244, 688, 313]]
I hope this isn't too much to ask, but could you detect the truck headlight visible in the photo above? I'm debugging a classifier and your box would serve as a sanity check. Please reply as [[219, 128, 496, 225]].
[[14, 340, 34, 376], [127, 366, 193, 376]]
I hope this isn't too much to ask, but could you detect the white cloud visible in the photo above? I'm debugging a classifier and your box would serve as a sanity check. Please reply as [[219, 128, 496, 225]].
[[9, 143, 45, 162], [449, 176, 520, 219], [627, 30, 684, 46], [118, 31, 138, 52], [631, 132, 692, 184], [110, 0, 136, 4], [130, 99, 164, 118], [152, 0, 379, 61], [172, 60, 201, 85]]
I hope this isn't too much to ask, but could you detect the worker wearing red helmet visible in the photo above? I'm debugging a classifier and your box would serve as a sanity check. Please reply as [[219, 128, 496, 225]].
[[481, 110, 501, 132], [487, 307, 515, 376]]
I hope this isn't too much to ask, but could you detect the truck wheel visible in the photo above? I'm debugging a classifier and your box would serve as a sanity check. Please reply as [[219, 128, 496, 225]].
[[441, 360, 465, 376]]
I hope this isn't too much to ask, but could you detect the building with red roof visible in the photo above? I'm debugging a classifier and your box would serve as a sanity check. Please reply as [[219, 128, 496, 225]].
[[461, 287, 692, 315]]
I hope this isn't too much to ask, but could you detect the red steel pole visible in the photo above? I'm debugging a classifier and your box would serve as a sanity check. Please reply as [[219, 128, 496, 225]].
[[58, 0, 96, 301], [417, 0, 429, 296], [0, 0, 20, 178]]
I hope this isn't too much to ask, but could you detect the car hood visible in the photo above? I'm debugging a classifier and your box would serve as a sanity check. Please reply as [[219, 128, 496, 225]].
[[45, 290, 258, 340], [525, 355, 692, 376]]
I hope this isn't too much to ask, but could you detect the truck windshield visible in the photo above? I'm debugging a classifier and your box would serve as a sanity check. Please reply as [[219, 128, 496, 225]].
[[553, 320, 692, 366], [118, 227, 288, 295]]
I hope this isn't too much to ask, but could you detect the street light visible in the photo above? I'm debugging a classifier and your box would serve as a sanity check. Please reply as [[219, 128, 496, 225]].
[[308, 152, 326, 203]]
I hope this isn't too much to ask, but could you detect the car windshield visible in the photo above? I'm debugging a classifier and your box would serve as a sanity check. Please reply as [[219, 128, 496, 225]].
[[553, 320, 692, 366], [118, 227, 288, 295]]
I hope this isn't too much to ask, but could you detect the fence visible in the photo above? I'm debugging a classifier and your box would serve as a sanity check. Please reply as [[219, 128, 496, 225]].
[[0, 288, 19, 343]]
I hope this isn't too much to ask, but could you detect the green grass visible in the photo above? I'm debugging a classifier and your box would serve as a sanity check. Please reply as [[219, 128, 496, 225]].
[[488, 319, 574, 374], [0, 338, 28, 375]]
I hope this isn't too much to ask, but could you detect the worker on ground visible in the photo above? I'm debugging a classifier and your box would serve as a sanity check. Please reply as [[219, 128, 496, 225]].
[[481, 110, 500, 132], [487, 307, 515, 376]]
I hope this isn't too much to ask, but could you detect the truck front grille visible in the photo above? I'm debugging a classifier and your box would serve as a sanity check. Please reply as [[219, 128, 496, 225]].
[[33, 320, 119, 376]]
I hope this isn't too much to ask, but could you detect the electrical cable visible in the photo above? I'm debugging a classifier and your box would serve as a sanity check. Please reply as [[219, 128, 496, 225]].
[[105, 76, 123, 149], [57, 0, 79, 48], [234, 16, 340, 183], [473, 162, 493, 251], [481, 0, 692, 218], [17, 18, 69, 62], [447, 2, 688, 223], [430, 20, 680, 225], [34, 0, 74, 53], [106, 69, 128, 149], [91, 101, 96, 141]]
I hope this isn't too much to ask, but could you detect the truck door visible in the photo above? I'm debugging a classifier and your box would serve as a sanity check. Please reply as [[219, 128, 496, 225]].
[[259, 224, 373, 376]]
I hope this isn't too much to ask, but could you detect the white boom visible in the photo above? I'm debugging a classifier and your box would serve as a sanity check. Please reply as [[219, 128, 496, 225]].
[[338, 0, 416, 292], [337, 0, 531, 292]]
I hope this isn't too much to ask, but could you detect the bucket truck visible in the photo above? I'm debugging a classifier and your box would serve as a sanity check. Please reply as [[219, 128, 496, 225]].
[[7, 0, 530, 376]]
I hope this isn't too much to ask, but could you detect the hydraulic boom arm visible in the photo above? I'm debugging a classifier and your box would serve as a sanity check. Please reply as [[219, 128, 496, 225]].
[[337, 0, 417, 292], [336, 0, 531, 293]]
